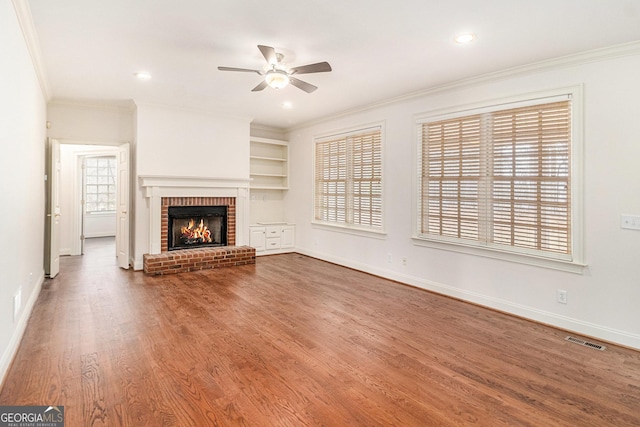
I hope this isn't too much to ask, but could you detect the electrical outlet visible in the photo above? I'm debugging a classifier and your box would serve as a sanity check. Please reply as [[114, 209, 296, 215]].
[[557, 289, 568, 304], [402, 257, 407, 266], [387, 253, 392, 263]]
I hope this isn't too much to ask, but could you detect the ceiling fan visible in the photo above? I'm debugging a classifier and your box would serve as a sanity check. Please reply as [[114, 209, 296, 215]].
[[218, 45, 332, 93]]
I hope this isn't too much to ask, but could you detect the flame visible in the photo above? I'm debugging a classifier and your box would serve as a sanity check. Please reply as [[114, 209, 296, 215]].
[[180, 218, 212, 243]]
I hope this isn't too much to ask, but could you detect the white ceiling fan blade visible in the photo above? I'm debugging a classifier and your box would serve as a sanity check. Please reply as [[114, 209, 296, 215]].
[[257, 45, 277, 65], [218, 66, 263, 75], [289, 62, 332, 75], [289, 77, 317, 93], [251, 80, 269, 92]]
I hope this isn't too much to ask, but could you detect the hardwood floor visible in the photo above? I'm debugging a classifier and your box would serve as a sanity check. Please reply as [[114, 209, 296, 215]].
[[1, 239, 639, 426]]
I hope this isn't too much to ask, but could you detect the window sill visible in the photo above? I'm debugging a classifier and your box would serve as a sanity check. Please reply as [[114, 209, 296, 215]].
[[312, 221, 387, 239], [412, 236, 586, 274], [86, 211, 116, 216]]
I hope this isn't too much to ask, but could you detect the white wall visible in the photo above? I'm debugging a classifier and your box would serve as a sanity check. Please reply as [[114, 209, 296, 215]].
[[132, 103, 251, 268], [286, 47, 640, 350], [48, 101, 134, 143], [0, 2, 47, 384], [84, 214, 116, 238]]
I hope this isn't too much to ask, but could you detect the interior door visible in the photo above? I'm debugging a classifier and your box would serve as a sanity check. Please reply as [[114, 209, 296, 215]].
[[46, 139, 61, 278], [116, 143, 130, 269]]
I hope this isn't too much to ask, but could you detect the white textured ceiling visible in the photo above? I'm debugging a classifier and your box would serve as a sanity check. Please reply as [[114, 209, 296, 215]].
[[27, 0, 640, 129]]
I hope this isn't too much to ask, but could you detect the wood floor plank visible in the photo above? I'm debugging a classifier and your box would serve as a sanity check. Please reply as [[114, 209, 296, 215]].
[[1, 238, 639, 426]]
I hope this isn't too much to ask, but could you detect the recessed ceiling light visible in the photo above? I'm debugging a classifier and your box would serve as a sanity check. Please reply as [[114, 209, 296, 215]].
[[282, 101, 293, 109], [135, 71, 151, 80], [454, 32, 476, 44]]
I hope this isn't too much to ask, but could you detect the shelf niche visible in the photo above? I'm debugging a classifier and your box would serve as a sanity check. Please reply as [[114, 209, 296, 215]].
[[250, 137, 289, 190]]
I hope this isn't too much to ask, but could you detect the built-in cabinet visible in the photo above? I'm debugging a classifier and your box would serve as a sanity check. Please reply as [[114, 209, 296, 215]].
[[249, 224, 295, 255], [250, 137, 288, 190], [249, 136, 293, 254]]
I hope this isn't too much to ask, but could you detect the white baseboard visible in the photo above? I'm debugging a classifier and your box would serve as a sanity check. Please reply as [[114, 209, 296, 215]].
[[0, 270, 44, 388], [296, 248, 640, 351]]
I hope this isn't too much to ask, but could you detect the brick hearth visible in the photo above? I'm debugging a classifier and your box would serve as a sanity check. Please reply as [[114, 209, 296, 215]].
[[143, 246, 255, 275]]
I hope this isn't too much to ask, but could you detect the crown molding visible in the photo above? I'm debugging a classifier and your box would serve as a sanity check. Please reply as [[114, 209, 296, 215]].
[[287, 40, 640, 132], [133, 100, 253, 123], [49, 98, 137, 112], [12, 0, 51, 100]]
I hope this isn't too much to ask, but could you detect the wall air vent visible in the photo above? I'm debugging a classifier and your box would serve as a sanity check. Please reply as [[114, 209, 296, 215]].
[[565, 336, 606, 351]]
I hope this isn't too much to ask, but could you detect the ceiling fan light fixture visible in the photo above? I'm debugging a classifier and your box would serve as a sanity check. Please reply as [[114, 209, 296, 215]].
[[265, 70, 289, 90]]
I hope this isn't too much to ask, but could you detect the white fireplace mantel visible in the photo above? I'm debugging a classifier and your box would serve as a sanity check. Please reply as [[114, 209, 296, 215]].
[[139, 175, 251, 254]]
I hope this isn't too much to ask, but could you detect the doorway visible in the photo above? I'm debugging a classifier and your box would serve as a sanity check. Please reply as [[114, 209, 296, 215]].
[[45, 140, 130, 277]]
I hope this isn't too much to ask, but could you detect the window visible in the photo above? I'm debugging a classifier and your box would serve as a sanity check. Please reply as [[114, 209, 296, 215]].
[[84, 156, 116, 213], [416, 93, 581, 266], [314, 126, 383, 231]]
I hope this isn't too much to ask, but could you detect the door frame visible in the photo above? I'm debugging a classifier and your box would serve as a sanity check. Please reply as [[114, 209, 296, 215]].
[[47, 140, 131, 268]]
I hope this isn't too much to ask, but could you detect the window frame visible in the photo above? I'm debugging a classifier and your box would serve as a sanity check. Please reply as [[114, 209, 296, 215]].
[[412, 87, 585, 273], [312, 123, 385, 237], [84, 155, 117, 215]]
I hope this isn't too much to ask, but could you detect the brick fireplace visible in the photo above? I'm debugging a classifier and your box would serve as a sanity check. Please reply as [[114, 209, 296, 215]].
[[139, 176, 254, 274], [160, 196, 236, 252]]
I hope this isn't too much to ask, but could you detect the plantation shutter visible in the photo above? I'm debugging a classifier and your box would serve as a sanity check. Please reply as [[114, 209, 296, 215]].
[[315, 137, 347, 224], [490, 101, 571, 254], [420, 100, 571, 256], [351, 130, 382, 228], [421, 115, 482, 240], [315, 127, 383, 229]]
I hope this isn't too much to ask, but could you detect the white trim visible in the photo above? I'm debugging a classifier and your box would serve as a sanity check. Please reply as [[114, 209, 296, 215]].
[[0, 271, 44, 388], [412, 86, 584, 272], [139, 175, 250, 191], [11, 0, 50, 100], [314, 123, 383, 143], [311, 220, 387, 239], [414, 90, 572, 124], [296, 248, 640, 350], [411, 237, 585, 274]]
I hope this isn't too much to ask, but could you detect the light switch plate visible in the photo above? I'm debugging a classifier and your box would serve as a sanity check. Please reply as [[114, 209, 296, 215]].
[[621, 214, 640, 230]]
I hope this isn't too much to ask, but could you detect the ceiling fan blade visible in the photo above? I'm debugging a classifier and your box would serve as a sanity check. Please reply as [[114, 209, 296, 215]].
[[258, 45, 277, 65], [289, 61, 332, 75], [251, 80, 269, 92], [289, 77, 317, 93], [218, 66, 262, 75]]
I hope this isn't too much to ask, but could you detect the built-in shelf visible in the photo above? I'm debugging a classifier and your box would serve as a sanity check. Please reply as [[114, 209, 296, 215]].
[[250, 137, 289, 190]]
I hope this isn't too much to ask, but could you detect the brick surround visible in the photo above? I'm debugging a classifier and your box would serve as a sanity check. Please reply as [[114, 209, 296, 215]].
[[142, 196, 249, 275], [143, 246, 255, 275], [161, 196, 236, 252]]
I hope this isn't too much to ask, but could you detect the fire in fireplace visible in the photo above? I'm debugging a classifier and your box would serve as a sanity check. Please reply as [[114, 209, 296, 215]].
[[168, 205, 227, 251]]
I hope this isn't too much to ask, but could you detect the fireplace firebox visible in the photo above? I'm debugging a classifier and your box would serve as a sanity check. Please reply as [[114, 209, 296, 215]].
[[167, 205, 227, 251]]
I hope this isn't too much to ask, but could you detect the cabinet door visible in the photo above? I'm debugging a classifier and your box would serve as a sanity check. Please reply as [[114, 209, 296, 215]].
[[281, 226, 295, 248], [249, 227, 266, 251]]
